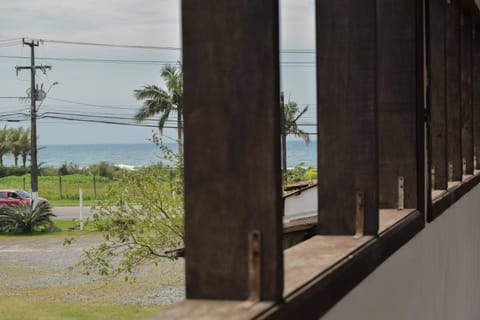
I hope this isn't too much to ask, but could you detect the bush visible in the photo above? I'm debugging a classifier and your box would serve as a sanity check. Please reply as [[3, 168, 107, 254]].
[[0, 166, 29, 178], [58, 162, 84, 176], [0, 202, 56, 233], [88, 162, 123, 179], [39, 166, 59, 176]]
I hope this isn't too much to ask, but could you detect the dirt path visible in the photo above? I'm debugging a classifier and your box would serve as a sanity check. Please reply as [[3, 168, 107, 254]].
[[0, 235, 185, 306]]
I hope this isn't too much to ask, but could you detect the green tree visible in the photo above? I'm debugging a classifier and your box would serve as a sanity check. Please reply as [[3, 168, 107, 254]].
[[283, 101, 310, 144], [81, 138, 184, 277], [134, 63, 183, 156], [19, 128, 30, 168], [281, 97, 310, 187], [9, 128, 22, 167], [0, 126, 11, 166], [0, 202, 55, 233]]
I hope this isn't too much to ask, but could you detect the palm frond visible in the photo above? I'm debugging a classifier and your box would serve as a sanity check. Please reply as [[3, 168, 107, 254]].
[[0, 202, 55, 233]]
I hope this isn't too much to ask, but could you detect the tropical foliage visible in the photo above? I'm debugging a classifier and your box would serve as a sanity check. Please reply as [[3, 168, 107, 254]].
[[0, 127, 30, 167], [80, 138, 184, 277], [134, 63, 183, 155], [0, 202, 55, 233], [287, 164, 317, 184], [283, 100, 310, 144]]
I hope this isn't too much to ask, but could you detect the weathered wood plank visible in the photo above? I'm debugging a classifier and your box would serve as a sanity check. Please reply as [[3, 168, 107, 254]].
[[428, 0, 448, 190], [473, 24, 480, 169], [377, 0, 423, 210], [316, 1, 378, 235], [446, 0, 463, 181], [461, 10, 474, 174], [182, 1, 283, 300]]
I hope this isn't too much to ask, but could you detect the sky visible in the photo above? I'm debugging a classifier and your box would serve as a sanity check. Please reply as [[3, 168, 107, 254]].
[[0, 0, 316, 145]]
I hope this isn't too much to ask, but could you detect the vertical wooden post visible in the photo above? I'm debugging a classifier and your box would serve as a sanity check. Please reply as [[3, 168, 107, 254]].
[[316, 1, 378, 235], [461, 10, 473, 175], [427, 0, 448, 190], [93, 175, 97, 200], [182, 1, 283, 300], [473, 23, 480, 169], [377, 0, 424, 211], [59, 175, 62, 200], [446, 0, 462, 181]]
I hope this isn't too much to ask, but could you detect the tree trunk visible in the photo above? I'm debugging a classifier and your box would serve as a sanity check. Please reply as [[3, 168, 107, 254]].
[[22, 154, 27, 167], [177, 109, 183, 157]]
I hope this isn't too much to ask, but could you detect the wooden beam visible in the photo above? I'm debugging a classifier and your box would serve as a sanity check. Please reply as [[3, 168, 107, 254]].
[[474, 24, 480, 169], [461, 10, 474, 174], [446, 0, 463, 181], [316, 1, 378, 235], [427, 0, 448, 190], [182, 1, 283, 300], [377, 0, 423, 210]]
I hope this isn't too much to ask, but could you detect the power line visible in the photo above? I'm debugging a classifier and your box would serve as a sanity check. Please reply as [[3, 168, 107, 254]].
[[39, 115, 165, 128], [40, 111, 180, 123], [0, 54, 316, 66], [47, 97, 143, 111], [28, 37, 317, 54], [28, 38, 181, 51], [0, 37, 22, 41], [0, 55, 179, 65]]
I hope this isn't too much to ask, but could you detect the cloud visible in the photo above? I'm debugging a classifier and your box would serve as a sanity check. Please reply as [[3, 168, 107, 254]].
[[0, 0, 180, 46]]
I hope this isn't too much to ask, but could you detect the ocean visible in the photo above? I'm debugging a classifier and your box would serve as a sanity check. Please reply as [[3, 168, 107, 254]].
[[1, 140, 317, 169]]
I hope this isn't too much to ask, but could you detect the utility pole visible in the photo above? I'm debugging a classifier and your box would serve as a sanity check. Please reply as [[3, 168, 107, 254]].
[[280, 91, 287, 188], [15, 38, 51, 204]]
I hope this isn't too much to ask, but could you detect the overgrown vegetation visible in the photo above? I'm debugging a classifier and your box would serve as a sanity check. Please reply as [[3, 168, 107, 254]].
[[0, 202, 56, 233], [287, 164, 317, 184], [0, 300, 162, 320], [0, 162, 161, 205], [80, 138, 184, 277], [0, 126, 30, 167]]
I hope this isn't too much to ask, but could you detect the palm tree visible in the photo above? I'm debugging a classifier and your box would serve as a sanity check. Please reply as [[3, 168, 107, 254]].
[[9, 128, 22, 167], [134, 64, 183, 156], [283, 101, 310, 144], [0, 126, 11, 166], [281, 97, 310, 187], [0, 202, 55, 233], [19, 128, 30, 168]]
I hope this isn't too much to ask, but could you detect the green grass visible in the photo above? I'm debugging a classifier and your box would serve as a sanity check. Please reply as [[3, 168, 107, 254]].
[[0, 299, 163, 320], [0, 219, 98, 239], [0, 174, 115, 206]]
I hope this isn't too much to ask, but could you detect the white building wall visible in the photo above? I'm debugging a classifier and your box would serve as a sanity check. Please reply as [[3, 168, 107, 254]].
[[321, 184, 480, 320], [284, 186, 317, 222]]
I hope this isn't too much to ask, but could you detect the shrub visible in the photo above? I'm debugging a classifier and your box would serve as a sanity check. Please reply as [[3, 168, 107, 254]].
[[0, 166, 29, 178], [39, 166, 59, 176], [0, 202, 56, 233], [88, 161, 121, 179], [58, 162, 84, 176]]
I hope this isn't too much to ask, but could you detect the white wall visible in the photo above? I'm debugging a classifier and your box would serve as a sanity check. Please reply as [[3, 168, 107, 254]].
[[284, 186, 317, 222], [321, 184, 480, 320]]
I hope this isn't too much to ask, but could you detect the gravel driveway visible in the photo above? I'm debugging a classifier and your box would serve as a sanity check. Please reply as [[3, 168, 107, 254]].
[[0, 235, 185, 306]]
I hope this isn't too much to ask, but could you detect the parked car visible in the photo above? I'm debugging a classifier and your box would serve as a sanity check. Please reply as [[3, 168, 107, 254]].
[[0, 189, 48, 206]]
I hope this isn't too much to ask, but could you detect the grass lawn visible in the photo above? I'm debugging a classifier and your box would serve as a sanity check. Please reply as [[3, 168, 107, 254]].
[[0, 174, 115, 206], [0, 299, 162, 320], [0, 219, 97, 239], [0, 221, 180, 320]]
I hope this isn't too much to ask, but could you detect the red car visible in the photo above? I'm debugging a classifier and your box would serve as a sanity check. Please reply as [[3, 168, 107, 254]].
[[0, 189, 48, 206]]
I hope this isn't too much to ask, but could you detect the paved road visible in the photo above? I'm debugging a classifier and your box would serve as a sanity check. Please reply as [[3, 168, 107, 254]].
[[52, 206, 95, 220]]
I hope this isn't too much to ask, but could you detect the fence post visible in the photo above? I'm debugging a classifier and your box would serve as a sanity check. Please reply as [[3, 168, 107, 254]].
[[93, 175, 97, 200], [59, 175, 62, 200], [79, 188, 84, 231]]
